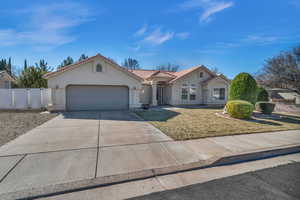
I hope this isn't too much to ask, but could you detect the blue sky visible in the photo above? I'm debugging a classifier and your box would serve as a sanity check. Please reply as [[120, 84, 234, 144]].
[[0, 0, 300, 78]]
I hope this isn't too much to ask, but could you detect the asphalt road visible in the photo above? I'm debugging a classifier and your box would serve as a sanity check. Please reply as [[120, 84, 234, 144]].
[[129, 162, 300, 200]]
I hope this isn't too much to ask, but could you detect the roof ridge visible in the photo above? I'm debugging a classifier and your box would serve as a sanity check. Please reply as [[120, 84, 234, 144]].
[[130, 69, 157, 71]]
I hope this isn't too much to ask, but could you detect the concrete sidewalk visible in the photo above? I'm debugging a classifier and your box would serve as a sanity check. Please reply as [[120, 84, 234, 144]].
[[0, 111, 299, 199]]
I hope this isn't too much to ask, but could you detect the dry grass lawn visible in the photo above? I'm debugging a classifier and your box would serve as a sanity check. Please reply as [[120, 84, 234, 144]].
[[0, 111, 58, 146], [135, 108, 300, 140]]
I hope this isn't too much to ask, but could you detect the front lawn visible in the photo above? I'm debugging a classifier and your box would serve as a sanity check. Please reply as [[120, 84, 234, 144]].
[[135, 108, 300, 140], [0, 111, 58, 146]]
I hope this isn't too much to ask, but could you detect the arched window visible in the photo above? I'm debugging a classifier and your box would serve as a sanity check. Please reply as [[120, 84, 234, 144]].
[[96, 64, 102, 72]]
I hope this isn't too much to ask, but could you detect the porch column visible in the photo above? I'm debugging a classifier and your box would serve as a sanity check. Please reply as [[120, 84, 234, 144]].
[[152, 83, 157, 106]]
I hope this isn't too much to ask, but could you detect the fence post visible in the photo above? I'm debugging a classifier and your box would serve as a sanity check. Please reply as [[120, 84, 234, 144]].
[[11, 89, 15, 108], [40, 89, 43, 108], [27, 89, 31, 109]]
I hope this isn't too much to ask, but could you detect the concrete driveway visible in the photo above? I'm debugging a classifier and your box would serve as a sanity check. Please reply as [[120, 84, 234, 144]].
[[0, 111, 174, 196], [0, 111, 172, 156]]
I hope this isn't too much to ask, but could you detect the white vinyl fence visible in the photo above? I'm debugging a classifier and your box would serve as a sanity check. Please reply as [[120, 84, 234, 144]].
[[0, 88, 52, 110]]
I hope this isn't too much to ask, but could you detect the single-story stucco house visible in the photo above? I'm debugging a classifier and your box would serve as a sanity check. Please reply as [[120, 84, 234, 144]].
[[44, 54, 230, 111], [0, 71, 15, 89]]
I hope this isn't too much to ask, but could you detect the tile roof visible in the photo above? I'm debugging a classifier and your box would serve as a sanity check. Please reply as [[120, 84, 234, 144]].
[[129, 69, 158, 79], [43, 53, 229, 84], [169, 67, 200, 83]]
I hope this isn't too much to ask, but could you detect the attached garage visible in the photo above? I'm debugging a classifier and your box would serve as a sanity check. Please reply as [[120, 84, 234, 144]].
[[66, 85, 129, 111]]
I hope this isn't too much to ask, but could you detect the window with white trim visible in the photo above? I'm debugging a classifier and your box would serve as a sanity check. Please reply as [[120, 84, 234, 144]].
[[181, 84, 188, 100], [213, 88, 225, 100], [96, 64, 103, 72], [199, 72, 203, 78], [190, 84, 196, 100]]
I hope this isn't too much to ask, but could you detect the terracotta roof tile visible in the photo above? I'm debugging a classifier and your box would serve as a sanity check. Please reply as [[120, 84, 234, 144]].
[[129, 69, 158, 79]]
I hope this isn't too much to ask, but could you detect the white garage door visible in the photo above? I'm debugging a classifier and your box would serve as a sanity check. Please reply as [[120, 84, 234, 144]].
[[66, 85, 129, 111]]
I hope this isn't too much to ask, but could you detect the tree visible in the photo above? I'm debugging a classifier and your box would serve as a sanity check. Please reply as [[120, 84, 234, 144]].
[[0, 58, 12, 75], [229, 72, 258, 104], [17, 66, 48, 88], [17, 59, 52, 88], [256, 86, 269, 102], [78, 54, 88, 61], [0, 59, 7, 71], [58, 56, 74, 69], [156, 63, 180, 72], [256, 45, 300, 93], [7, 57, 12, 75], [35, 59, 52, 72], [24, 59, 28, 70], [122, 58, 140, 70], [210, 67, 219, 74]]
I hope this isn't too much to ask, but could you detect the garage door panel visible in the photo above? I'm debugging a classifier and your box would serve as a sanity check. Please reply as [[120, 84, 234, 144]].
[[67, 85, 129, 111]]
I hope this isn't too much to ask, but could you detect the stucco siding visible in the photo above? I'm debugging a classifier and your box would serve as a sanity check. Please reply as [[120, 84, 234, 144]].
[[170, 69, 213, 105], [47, 57, 142, 110], [140, 84, 152, 104], [204, 78, 229, 105]]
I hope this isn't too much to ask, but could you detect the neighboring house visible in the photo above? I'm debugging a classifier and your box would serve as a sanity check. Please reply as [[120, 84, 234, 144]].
[[267, 88, 300, 105], [44, 54, 230, 111], [0, 71, 15, 89]]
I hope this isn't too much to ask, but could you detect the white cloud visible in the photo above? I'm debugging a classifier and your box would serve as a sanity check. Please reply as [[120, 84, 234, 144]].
[[143, 28, 174, 45], [176, 32, 190, 40], [0, 2, 93, 49], [243, 35, 279, 44], [213, 34, 282, 49], [178, 0, 234, 23], [133, 25, 188, 47], [134, 24, 148, 36], [200, 1, 234, 22]]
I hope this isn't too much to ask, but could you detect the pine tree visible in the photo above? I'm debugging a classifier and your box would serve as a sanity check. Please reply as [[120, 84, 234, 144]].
[[78, 54, 88, 61], [122, 58, 140, 70], [24, 59, 28, 70], [35, 59, 52, 72], [58, 56, 74, 69], [7, 57, 12, 75], [0, 59, 6, 71]]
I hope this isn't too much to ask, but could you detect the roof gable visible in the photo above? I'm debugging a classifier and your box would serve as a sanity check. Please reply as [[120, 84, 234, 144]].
[[202, 74, 231, 85], [43, 54, 143, 81]]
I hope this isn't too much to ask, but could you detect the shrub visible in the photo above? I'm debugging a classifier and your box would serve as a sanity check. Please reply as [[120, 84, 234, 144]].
[[229, 73, 258, 104], [257, 87, 269, 102], [255, 101, 275, 114], [226, 100, 254, 119]]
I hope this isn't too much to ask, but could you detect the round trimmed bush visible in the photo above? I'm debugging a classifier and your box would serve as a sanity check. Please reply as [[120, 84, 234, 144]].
[[226, 100, 254, 119], [229, 73, 258, 104], [257, 87, 269, 102], [255, 101, 275, 114]]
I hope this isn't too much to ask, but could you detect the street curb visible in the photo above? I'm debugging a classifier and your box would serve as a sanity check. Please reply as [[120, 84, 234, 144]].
[[1, 144, 300, 200]]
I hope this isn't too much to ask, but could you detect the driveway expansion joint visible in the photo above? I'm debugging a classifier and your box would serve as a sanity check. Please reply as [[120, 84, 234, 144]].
[[94, 112, 101, 178], [0, 154, 26, 183]]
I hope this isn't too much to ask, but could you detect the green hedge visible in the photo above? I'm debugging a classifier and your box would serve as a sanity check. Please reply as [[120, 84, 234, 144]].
[[226, 100, 254, 119], [229, 73, 258, 104], [257, 87, 269, 102], [255, 101, 275, 114]]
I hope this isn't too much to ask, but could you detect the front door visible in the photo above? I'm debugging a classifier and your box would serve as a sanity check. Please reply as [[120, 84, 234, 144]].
[[157, 86, 165, 105]]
